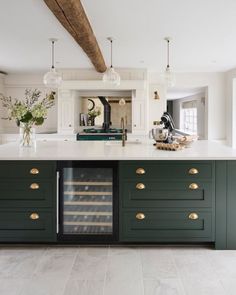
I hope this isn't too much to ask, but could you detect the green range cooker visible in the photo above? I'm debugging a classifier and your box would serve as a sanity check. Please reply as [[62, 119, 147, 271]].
[[77, 128, 123, 141]]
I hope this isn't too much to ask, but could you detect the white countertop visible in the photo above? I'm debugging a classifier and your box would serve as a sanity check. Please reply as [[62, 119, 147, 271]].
[[0, 139, 236, 160]]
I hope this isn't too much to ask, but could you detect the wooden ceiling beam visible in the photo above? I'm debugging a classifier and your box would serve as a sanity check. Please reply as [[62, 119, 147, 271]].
[[43, 0, 107, 73]]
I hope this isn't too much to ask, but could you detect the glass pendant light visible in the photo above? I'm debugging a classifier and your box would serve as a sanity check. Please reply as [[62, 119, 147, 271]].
[[43, 38, 62, 88], [119, 98, 126, 106], [163, 37, 175, 87], [103, 37, 121, 86]]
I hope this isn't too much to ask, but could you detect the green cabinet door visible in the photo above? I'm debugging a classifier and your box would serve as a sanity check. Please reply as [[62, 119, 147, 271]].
[[0, 210, 56, 242], [226, 161, 236, 249]]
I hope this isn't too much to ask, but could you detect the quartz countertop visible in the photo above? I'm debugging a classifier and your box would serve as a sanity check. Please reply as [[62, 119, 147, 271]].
[[0, 140, 235, 160]]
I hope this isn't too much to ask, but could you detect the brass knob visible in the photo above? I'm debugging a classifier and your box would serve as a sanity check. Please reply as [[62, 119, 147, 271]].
[[30, 183, 39, 190], [136, 168, 146, 175], [136, 183, 145, 190], [188, 168, 199, 175], [188, 212, 199, 220], [30, 168, 39, 175], [136, 213, 145, 220], [189, 183, 199, 190], [30, 213, 39, 220]]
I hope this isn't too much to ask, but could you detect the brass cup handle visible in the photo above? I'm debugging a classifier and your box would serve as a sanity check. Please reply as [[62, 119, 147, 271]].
[[188, 212, 199, 220], [136, 183, 146, 190], [189, 183, 199, 190], [188, 168, 199, 175], [136, 168, 146, 175], [136, 212, 145, 220], [30, 168, 39, 175], [30, 183, 39, 190], [30, 213, 39, 220]]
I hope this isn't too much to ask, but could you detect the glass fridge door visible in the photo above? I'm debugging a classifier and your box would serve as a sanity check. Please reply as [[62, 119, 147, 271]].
[[62, 166, 114, 237]]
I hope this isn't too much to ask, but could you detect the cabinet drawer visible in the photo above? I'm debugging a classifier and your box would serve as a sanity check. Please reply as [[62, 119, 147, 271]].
[[121, 180, 213, 208], [0, 180, 55, 208], [120, 161, 214, 180], [0, 210, 56, 242], [0, 161, 56, 179], [120, 210, 213, 242]]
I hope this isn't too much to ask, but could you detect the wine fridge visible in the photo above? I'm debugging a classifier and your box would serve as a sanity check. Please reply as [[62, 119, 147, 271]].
[[57, 161, 118, 243]]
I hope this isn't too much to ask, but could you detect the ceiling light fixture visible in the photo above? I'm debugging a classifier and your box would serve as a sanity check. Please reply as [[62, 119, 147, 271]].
[[103, 37, 120, 86], [43, 38, 62, 88], [163, 37, 175, 87]]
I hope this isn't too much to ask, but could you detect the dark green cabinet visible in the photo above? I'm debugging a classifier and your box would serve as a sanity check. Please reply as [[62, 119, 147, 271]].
[[0, 159, 235, 248], [121, 210, 213, 242], [215, 161, 236, 249], [119, 161, 215, 243], [0, 161, 57, 243], [0, 210, 55, 242]]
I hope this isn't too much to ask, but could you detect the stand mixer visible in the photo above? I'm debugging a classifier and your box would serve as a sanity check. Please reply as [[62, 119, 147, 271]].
[[150, 112, 175, 143]]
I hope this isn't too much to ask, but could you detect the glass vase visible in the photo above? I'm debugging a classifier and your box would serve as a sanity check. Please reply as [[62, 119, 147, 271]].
[[19, 123, 36, 147]]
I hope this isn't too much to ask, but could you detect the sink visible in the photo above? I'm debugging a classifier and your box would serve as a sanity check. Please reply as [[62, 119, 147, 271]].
[[105, 140, 142, 146]]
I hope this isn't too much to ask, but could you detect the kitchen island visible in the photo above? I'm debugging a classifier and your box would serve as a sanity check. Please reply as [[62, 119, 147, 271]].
[[0, 139, 235, 160], [0, 140, 235, 249]]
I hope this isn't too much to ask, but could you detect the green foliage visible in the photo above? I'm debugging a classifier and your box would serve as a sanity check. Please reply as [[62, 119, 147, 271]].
[[0, 89, 55, 127]]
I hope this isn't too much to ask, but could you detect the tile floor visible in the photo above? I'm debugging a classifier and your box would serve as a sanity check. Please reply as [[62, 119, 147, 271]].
[[0, 246, 235, 295]]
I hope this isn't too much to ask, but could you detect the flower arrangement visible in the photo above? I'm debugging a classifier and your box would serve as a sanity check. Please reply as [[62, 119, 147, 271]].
[[88, 106, 101, 126], [0, 89, 55, 146], [88, 106, 101, 118]]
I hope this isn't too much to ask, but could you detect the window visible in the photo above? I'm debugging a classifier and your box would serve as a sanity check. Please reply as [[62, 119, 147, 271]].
[[181, 107, 197, 134]]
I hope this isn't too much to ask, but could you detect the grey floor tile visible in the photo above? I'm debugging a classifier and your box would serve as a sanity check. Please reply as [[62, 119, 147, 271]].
[[70, 247, 108, 280], [0, 278, 27, 295], [63, 279, 104, 295], [221, 278, 236, 295], [106, 247, 142, 281], [181, 276, 226, 295], [143, 279, 186, 295], [0, 252, 41, 279], [20, 277, 67, 295], [104, 279, 143, 295], [141, 248, 178, 279], [33, 253, 76, 279]]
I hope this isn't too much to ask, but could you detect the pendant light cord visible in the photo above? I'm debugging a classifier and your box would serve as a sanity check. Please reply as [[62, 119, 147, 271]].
[[110, 39, 113, 68], [51, 40, 55, 69]]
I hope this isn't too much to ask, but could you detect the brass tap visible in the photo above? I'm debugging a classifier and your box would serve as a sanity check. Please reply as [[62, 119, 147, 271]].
[[121, 117, 127, 147]]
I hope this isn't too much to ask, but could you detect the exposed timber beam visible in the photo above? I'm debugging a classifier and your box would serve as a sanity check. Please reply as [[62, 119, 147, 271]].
[[43, 0, 107, 73]]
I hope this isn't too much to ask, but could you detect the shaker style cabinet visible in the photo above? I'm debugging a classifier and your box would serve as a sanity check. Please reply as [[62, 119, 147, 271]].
[[0, 161, 57, 242], [57, 90, 80, 134], [0, 159, 235, 249], [119, 161, 215, 243], [57, 161, 118, 243]]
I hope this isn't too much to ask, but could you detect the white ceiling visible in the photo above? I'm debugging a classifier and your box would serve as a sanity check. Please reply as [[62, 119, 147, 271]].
[[1, 0, 236, 73]]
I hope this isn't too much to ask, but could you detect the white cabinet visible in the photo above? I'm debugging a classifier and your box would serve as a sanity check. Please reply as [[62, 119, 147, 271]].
[[132, 89, 148, 134], [58, 90, 79, 134], [132, 100, 146, 132]]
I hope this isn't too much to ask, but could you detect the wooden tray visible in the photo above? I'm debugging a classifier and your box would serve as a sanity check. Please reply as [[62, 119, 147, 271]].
[[156, 142, 184, 151]]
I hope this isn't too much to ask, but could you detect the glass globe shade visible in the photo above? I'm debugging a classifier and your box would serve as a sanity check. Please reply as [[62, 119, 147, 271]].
[[163, 67, 176, 87], [119, 98, 126, 106], [43, 68, 62, 88], [103, 67, 120, 86]]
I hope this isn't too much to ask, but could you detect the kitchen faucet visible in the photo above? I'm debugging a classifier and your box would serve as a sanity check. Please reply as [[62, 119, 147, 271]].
[[121, 117, 127, 147]]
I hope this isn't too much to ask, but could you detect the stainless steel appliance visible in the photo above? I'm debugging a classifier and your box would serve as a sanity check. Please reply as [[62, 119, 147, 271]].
[[150, 112, 176, 143]]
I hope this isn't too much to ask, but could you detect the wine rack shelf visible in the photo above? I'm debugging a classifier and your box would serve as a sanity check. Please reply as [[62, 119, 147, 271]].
[[62, 167, 113, 235]]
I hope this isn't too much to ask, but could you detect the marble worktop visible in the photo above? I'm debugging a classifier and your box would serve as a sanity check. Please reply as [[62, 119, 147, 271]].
[[0, 139, 235, 160]]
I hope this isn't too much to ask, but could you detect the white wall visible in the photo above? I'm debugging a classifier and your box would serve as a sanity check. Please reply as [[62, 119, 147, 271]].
[[225, 69, 236, 147], [149, 72, 226, 140], [148, 84, 166, 129]]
